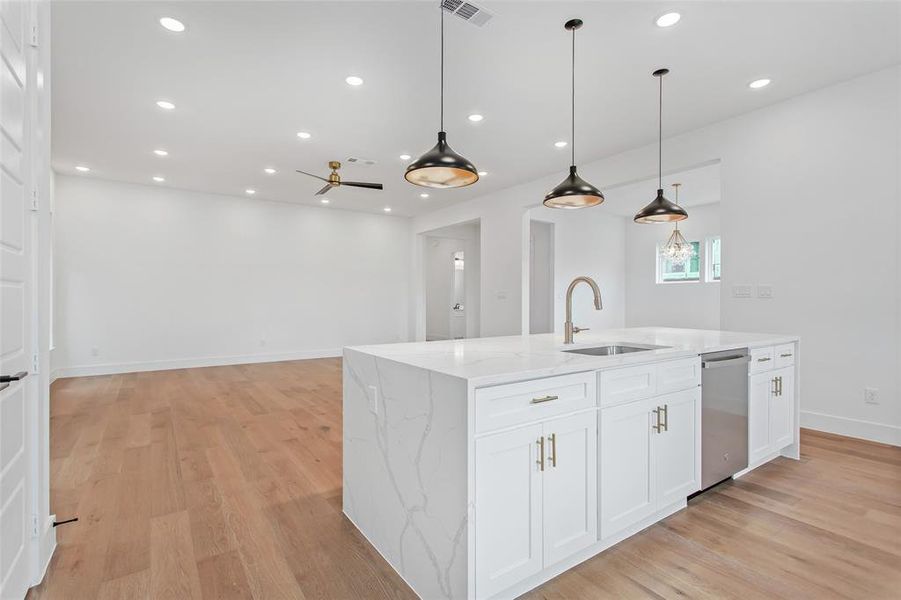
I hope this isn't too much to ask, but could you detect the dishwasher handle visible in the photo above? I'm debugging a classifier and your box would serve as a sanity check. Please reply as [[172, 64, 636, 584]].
[[702, 355, 751, 369]]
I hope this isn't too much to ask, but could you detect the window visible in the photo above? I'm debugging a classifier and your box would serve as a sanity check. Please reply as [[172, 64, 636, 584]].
[[657, 241, 700, 283], [706, 236, 721, 282]]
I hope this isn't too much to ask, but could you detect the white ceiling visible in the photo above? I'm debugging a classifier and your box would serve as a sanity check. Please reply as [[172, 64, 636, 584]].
[[52, 1, 900, 216]]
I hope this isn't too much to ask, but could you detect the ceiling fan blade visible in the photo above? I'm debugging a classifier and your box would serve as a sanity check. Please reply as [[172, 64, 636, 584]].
[[314, 184, 333, 195], [341, 181, 384, 190], [296, 169, 329, 182]]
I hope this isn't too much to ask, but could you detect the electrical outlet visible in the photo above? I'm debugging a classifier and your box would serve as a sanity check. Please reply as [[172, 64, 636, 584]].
[[864, 387, 879, 404], [368, 385, 379, 414], [90, 346, 99, 357], [732, 284, 752, 298], [757, 285, 774, 299], [259, 339, 267, 347]]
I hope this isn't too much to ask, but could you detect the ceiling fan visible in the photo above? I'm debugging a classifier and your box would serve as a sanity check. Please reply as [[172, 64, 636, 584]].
[[296, 161, 384, 196]]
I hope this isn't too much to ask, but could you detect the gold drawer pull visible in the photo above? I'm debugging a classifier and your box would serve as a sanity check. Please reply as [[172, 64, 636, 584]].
[[780, 353, 793, 358], [757, 357, 771, 362], [548, 433, 557, 467], [531, 394, 559, 404]]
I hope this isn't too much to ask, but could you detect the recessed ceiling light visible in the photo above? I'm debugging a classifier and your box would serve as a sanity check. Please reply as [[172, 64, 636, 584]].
[[321, 198, 330, 204], [383, 207, 392, 213], [345, 75, 364, 86], [264, 168, 276, 174], [478, 170, 488, 176], [748, 78, 771, 89], [420, 193, 429, 199], [468, 114, 484, 122], [655, 12, 681, 27], [554, 141, 568, 148], [245, 189, 256, 195], [75, 165, 90, 172], [153, 149, 168, 156], [159, 17, 185, 33], [399, 154, 411, 160], [156, 100, 175, 110], [152, 176, 165, 182], [297, 131, 311, 139]]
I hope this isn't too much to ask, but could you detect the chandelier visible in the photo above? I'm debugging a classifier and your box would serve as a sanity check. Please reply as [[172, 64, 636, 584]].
[[661, 183, 694, 265]]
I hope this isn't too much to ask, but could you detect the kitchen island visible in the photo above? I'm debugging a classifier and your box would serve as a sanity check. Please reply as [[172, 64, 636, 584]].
[[342, 328, 800, 600]]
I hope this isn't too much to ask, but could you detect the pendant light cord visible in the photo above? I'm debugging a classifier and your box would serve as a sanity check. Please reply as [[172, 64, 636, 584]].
[[440, 0, 444, 132], [571, 25, 575, 166], [658, 73, 663, 189]]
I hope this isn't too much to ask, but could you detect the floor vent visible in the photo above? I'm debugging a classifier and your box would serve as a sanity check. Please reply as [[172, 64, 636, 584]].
[[442, 0, 493, 27]]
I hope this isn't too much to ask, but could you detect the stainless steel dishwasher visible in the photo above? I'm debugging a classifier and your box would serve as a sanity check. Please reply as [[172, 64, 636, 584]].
[[700, 349, 751, 490]]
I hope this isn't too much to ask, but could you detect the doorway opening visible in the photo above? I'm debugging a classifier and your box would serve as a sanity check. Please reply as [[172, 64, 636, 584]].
[[422, 220, 481, 341], [529, 220, 555, 334]]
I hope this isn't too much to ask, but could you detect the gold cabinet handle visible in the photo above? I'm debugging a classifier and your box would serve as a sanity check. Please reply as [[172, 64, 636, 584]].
[[652, 408, 661, 433], [536, 436, 545, 471], [772, 377, 778, 395], [779, 353, 793, 358], [777, 376, 783, 396], [662, 404, 669, 432], [757, 357, 771, 362], [530, 394, 559, 405], [548, 433, 557, 467]]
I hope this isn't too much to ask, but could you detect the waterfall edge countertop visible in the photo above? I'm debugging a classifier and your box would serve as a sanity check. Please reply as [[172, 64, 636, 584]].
[[345, 327, 800, 387]]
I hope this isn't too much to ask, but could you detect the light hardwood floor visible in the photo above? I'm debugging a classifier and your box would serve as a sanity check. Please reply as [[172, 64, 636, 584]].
[[29, 359, 901, 599]]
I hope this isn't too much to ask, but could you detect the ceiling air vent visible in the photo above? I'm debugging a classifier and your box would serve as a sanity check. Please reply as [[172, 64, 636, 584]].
[[346, 157, 377, 166], [442, 0, 493, 27]]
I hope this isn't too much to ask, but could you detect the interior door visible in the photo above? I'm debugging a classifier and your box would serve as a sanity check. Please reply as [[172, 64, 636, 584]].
[[769, 367, 794, 451], [748, 372, 772, 464], [542, 411, 597, 565], [474, 424, 543, 599], [0, 1, 34, 598], [655, 388, 701, 507], [599, 399, 656, 540]]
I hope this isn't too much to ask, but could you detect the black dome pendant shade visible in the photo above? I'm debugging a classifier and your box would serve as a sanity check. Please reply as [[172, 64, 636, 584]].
[[405, 2, 478, 189], [404, 131, 478, 189], [544, 18, 603, 209], [634, 68, 688, 223]]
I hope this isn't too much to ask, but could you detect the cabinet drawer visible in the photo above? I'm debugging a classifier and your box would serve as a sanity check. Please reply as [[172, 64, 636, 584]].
[[475, 372, 595, 434], [774, 343, 795, 369], [599, 363, 656, 407], [749, 346, 775, 374], [656, 357, 701, 395]]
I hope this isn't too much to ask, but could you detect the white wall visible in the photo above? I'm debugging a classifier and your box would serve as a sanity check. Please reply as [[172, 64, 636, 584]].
[[625, 203, 721, 330], [529, 220, 554, 334], [412, 66, 901, 445], [530, 206, 627, 334], [52, 176, 412, 376]]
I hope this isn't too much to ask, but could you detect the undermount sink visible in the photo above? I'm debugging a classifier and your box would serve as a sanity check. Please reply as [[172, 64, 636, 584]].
[[562, 343, 669, 356]]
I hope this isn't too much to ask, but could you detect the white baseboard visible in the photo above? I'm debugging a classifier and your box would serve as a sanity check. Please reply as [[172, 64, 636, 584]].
[[52, 348, 342, 379], [801, 410, 901, 446]]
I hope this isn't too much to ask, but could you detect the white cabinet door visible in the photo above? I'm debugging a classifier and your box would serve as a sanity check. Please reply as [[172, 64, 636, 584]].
[[475, 424, 543, 599], [770, 367, 794, 451], [542, 411, 597, 566], [655, 388, 701, 507], [748, 372, 772, 464], [600, 399, 656, 540]]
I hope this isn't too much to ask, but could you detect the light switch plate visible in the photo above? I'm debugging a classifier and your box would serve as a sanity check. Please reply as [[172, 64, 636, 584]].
[[732, 284, 752, 298], [757, 285, 774, 299], [864, 387, 879, 404]]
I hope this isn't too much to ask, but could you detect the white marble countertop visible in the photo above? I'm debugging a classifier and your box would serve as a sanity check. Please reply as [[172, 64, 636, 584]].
[[346, 327, 800, 387]]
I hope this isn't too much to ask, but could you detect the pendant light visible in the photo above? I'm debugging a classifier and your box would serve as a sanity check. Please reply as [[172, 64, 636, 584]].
[[544, 19, 604, 209], [405, 2, 479, 189], [661, 183, 694, 265], [634, 68, 688, 223]]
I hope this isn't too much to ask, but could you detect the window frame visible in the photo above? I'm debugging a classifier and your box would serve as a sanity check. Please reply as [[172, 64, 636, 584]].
[[655, 240, 701, 284], [705, 236, 721, 283]]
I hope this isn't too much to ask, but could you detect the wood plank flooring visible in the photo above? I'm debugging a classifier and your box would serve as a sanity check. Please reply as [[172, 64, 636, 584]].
[[29, 359, 901, 599]]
